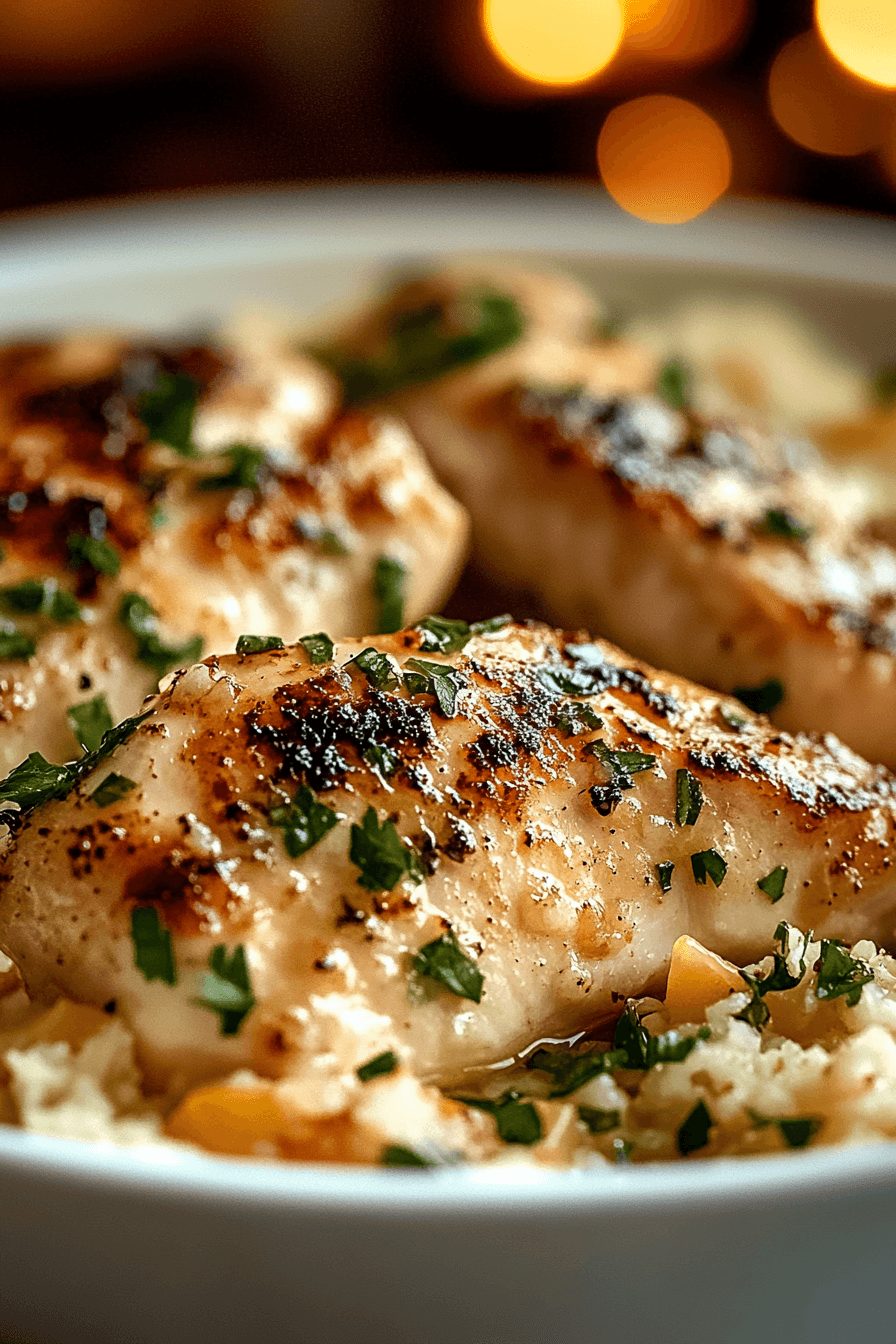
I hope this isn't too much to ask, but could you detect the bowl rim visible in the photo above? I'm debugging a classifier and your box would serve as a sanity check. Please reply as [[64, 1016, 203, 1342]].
[[1, 178, 896, 1215]]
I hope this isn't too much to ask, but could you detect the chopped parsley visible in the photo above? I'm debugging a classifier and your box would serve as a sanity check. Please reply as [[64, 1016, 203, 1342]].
[[657, 358, 690, 411], [677, 1099, 712, 1156], [556, 702, 603, 736], [536, 663, 601, 697], [0, 578, 82, 622], [690, 849, 727, 888], [345, 646, 400, 691], [0, 624, 36, 661], [293, 515, 352, 556], [380, 1144, 435, 1168], [814, 938, 873, 1007], [612, 1138, 633, 1163], [734, 978, 770, 1031], [586, 740, 656, 816], [719, 705, 747, 731], [89, 772, 137, 808], [755, 508, 811, 543], [734, 678, 784, 714], [614, 1002, 710, 1070], [470, 614, 513, 636], [118, 592, 203, 677], [453, 1091, 541, 1145], [372, 555, 406, 634], [300, 631, 334, 665], [412, 931, 483, 1003], [656, 861, 675, 892], [270, 785, 339, 858], [195, 944, 255, 1035], [356, 1050, 398, 1083], [675, 768, 703, 826], [748, 1109, 821, 1149], [350, 806, 423, 891], [130, 906, 176, 985], [0, 751, 77, 812], [403, 658, 466, 716], [414, 614, 472, 655], [198, 444, 269, 494], [577, 1106, 621, 1135], [67, 695, 114, 754], [67, 533, 121, 578], [527, 1046, 624, 1098], [735, 923, 811, 1029], [363, 742, 400, 777], [137, 369, 199, 456], [236, 634, 284, 655], [757, 864, 787, 904]]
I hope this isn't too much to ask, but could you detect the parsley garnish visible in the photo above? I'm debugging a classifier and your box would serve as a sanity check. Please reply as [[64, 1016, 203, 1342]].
[[454, 1091, 541, 1145], [414, 615, 471, 655], [357, 1050, 398, 1083], [412, 931, 483, 1003], [0, 578, 82, 622], [656, 861, 674, 892], [470, 614, 513, 636], [735, 923, 810, 1029], [403, 658, 466, 716], [0, 751, 76, 812], [293, 515, 352, 556], [350, 807, 423, 891], [67, 533, 121, 578], [363, 742, 400, 777], [195, 944, 255, 1035], [536, 663, 601, 696], [300, 632, 334, 665], [270, 785, 339, 858], [236, 634, 284, 655], [613, 1002, 710, 1069], [0, 624, 36, 661], [555, 703, 603, 736], [586, 740, 656, 815], [137, 369, 199, 456], [690, 849, 727, 887], [657, 358, 690, 411], [748, 1109, 821, 1149], [90, 772, 136, 808], [675, 768, 703, 826], [130, 906, 176, 985], [373, 555, 406, 634], [118, 592, 203, 677], [719, 705, 747, 731], [198, 444, 269, 493], [677, 1099, 712, 1156], [67, 695, 114, 754], [527, 1046, 623, 1098], [734, 679, 784, 713], [612, 1138, 633, 1163], [756, 508, 811, 543], [346, 647, 400, 691], [757, 864, 787, 904], [578, 1106, 621, 1135], [734, 978, 770, 1031], [815, 939, 873, 1006], [380, 1144, 435, 1168]]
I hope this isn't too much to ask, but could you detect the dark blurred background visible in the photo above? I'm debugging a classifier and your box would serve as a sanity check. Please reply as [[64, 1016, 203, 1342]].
[[0, 0, 894, 223]]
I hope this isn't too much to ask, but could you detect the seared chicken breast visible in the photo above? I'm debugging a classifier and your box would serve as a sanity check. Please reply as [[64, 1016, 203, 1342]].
[[0, 333, 467, 772], [321, 268, 896, 769], [2, 620, 894, 1107]]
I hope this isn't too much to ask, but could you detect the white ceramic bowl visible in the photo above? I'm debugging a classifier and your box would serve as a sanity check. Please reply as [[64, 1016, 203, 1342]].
[[2, 183, 896, 1344]]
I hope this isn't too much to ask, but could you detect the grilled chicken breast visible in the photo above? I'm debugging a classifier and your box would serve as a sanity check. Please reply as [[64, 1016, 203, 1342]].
[[322, 268, 896, 769], [2, 620, 894, 1106], [0, 333, 467, 773]]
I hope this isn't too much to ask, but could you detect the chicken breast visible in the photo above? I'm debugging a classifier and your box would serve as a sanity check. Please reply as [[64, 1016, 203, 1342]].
[[1, 619, 894, 1108], [0, 332, 468, 772], [320, 267, 896, 769]]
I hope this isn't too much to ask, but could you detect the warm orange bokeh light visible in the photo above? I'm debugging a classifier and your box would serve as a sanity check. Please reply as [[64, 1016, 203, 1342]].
[[622, 0, 751, 64], [816, 0, 896, 89], [480, 0, 624, 88], [769, 30, 891, 156], [597, 95, 731, 223]]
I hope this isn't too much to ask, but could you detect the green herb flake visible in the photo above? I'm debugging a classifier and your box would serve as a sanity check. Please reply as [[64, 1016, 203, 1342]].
[[412, 930, 483, 1003], [236, 634, 284, 655], [67, 534, 121, 578], [677, 1098, 712, 1156], [675, 768, 703, 826], [363, 742, 400, 778], [130, 906, 176, 986], [90, 772, 137, 808], [577, 1106, 621, 1135], [270, 785, 340, 858], [814, 939, 874, 1007], [357, 1050, 398, 1083], [748, 1109, 821, 1149], [137, 370, 199, 457], [755, 508, 812, 543], [734, 976, 771, 1031], [0, 751, 75, 812], [300, 631, 335, 665], [198, 443, 269, 493], [536, 663, 601, 697], [118, 592, 203, 677], [587, 740, 656, 816], [526, 1046, 623, 1098], [691, 849, 727, 888], [414, 614, 471, 656], [454, 1091, 541, 1145], [380, 1144, 435, 1168], [556, 702, 603, 736], [67, 695, 114, 754], [757, 864, 788, 904], [403, 658, 466, 717], [613, 1002, 710, 1070], [0, 577, 82, 621], [195, 944, 255, 1035], [656, 861, 675, 892], [373, 555, 406, 634], [657, 358, 690, 411], [734, 679, 784, 714], [0, 624, 36, 661], [346, 646, 400, 691], [470, 614, 513, 636], [612, 1137, 633, 1163], [719, 705, 747, 731], [292, 515, 352, 556], [350, 806, 423, 892]]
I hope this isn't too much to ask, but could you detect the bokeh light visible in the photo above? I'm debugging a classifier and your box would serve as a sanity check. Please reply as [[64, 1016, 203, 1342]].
[[816, 0, 896, 89], [769, 30, 892, 157], [480, 0, 624, 88], [622, 0, 751, 65], [597, 95, 731, 223]]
